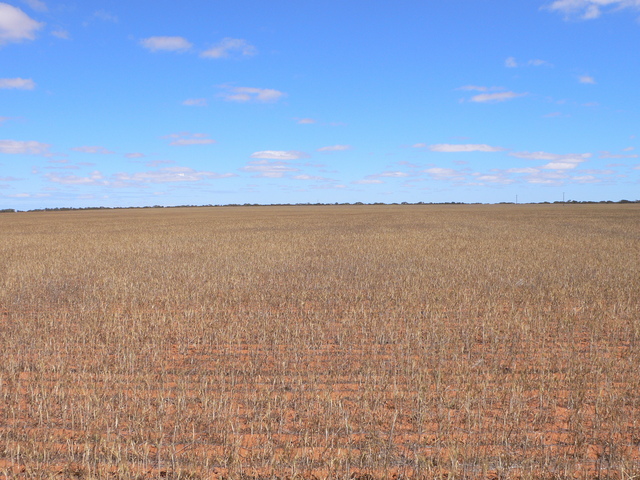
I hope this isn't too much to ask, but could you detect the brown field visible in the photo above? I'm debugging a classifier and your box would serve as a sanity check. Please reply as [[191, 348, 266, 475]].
[[0, 204, 639, 480]]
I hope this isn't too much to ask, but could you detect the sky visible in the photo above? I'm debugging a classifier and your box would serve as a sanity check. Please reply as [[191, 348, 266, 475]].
[[1, 0, 639, 209]]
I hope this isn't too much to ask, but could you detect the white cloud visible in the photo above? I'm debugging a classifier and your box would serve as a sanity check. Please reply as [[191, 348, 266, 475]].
[[241, 159, 299, 178], [201, 38, 257, 58], [0, 3, 43, 45], [171, 138, 215, 146], [424, 167, 466, 181], [412, 143, 428, 148], [529, 59, 552, 67], [505, 57, 552, 68], [125, 152, 145, 159], [93, 10, 118, 23], [579, 75, 596, 84], [296, 118, 316, 124], [470, 91, 527, 103], [572, 175, 600, 183], [511, 151, 590, 162], [292, 174, 332, 181], [46, 170, 106, 185], [21, 0, 47, 12], [0, 77, 35, 89], [114, 167, 233, 184], [510, 151, 591, 170], [505, 57, 518, 68], [545, 0, 640, 20], [599, 151, 639, 159], [140, 36, 192, 52], [250, 150, 308, 160], [317, 144, 351, 152], [543, 160, 586, 169], [458, 85, 503, 92], [378, 171, 409, 178], [163, 133, 216, 146], [0, 139, 50, 154], [507, 167, 540, 174], [51, 29, 69, 39], [429, 143, 504, 152], [46, 167, 234, 186], [7, 192, 49, 198], [182, 98, 207, 107], [353, 178, 383, 184], [71, 145, 115, 154], [526, 171, 569, 184], [218, 85, 285, 103], [472, 174, 515, 184]]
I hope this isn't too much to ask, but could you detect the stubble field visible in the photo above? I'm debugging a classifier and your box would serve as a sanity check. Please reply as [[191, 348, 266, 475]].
[[0, 204, 639, 480]]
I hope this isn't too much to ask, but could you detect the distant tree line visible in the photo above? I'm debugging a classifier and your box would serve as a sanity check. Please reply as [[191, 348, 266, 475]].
[[1, 199, 637, 213]]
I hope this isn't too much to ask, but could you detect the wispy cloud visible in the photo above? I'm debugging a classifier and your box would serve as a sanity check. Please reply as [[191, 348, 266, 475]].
[[424, 167, 467, 181], [218, 85, 285, 103], [0, 139, 50, 155], [250, 150, 308, 160], [470, 91, 528, 103], [458, 85, 528, 103], [505, 57, 552, 68], [353, 178, 383, 184], [140, 36, 192, 52], [93, 10, 118, 23], [0, 77, 35, 89], [378, 171, 409, 178], [46, 167, 234, 186], [163, 133, 216, 146], [545, 0, 640, 20], [510, 151, 591, 169], [599, 151, 639, 159], [0, 3, 43, 45], [46, 171, 106, 185], [21, 0, 47, 12], [457, 85, 504, 92], [429, 144, 504, 152], [578, 75, 596, 84], [7, 192, 50, 198], [125, 152, 145, 159], [292, 174, 333, 181], [469, 173, 515, 185], [201, 37, 257, 58], [182, 98, 207, 107], [241, 159, 300, 178], [296, 118, 316, 124], [51, 29, 69, 39], [71, 146, 115, 154], [114, 167, 233, 184], [317, 145, 351, 152], [355, 171, 411, 184]]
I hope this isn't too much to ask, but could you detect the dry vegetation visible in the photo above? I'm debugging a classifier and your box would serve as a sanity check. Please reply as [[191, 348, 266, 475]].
[[0, 204, 638, 480]]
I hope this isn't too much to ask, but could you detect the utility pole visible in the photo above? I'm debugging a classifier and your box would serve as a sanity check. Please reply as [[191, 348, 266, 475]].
[[515, 195, 518, 205], [563, 192, 565, 206]]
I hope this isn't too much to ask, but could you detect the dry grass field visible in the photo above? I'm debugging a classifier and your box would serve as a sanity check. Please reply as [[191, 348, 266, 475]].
[[0, 204, 639, 480]]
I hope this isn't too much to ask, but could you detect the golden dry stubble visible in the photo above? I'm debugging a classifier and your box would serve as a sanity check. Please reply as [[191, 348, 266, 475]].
[[0, 204, 638, 479]]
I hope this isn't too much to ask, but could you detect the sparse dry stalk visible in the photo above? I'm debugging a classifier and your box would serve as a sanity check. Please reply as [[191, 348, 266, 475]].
[[0, 204, 638, 479]]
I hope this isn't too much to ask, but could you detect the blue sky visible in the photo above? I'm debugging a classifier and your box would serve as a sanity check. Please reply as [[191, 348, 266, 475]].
[[1, 0, 639, 208]]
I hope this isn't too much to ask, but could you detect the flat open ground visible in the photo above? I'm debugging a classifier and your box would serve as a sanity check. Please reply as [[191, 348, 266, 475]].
[[1, 205, 639, 479]]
